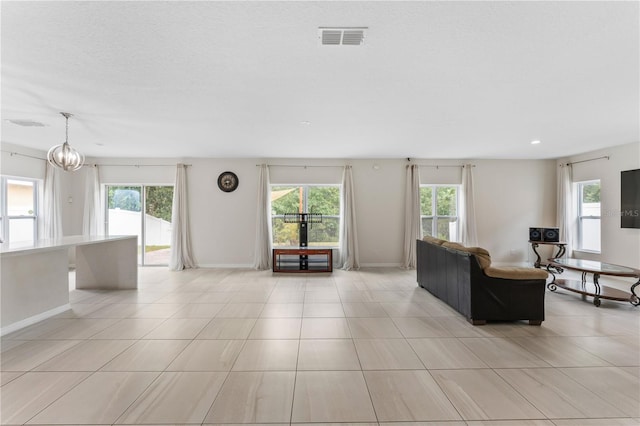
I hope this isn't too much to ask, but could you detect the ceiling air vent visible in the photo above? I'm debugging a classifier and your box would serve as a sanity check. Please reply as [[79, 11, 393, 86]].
[[319, 27, 367, 46], [6, 119, 45, 127]]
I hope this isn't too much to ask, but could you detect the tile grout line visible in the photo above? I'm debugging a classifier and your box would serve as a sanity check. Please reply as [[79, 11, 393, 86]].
[[3, 267, 639, 424]]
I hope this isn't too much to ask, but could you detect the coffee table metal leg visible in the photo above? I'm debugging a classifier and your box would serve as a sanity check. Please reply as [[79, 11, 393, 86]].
[[546, 264, 557, 291], [592, 273, 602, 307], [631, 279, 640, 306], [551, 244, 566, 273]]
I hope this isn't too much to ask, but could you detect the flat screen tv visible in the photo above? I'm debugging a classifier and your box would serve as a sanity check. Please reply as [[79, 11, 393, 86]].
[[621, 168, 640, 229]]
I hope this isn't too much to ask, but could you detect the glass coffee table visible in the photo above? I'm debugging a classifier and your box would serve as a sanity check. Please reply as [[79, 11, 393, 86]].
[[546, 258, 640, 307]]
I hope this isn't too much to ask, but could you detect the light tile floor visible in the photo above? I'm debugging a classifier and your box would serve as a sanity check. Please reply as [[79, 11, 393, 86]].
[[1, 267, 639, 425]]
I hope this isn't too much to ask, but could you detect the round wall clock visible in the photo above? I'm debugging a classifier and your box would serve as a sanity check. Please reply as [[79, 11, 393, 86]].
[[217, 171, 239, 192]]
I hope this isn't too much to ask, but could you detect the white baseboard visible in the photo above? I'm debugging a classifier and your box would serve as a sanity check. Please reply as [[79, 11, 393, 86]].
[[1, 303, 71, 337], [180, 263, 406, 269], [358, 263, 403, 268], [196, 263, 406, 269], [196, 263, 254, 269]]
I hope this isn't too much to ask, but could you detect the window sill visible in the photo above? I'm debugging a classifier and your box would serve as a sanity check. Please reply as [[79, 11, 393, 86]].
[[573, 249, 601, 255]]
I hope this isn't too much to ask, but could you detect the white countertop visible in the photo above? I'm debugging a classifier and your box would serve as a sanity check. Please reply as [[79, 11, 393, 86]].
[[0, 235, 138, 256]]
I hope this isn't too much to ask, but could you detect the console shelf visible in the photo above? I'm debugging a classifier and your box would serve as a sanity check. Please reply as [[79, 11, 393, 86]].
[[273, 248, 333, 273]]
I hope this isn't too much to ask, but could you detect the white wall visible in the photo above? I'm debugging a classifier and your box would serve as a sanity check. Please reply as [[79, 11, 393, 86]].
[[1, 143, 566, 266], [95, 157, 258, 266], [350, 160, 405, 266], [562, 141, 640, 268], [474, 159, 558, 264], [48, 155, 555, 266], [1, 143, 47, 180]]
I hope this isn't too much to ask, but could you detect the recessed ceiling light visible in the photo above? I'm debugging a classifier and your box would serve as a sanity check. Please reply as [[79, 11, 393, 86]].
[[300, 121, 311, 125], [531, 140, 541, 145]]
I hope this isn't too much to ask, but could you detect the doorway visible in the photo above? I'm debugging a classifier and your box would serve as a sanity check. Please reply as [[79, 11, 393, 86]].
[[105, 185, 174, 265]]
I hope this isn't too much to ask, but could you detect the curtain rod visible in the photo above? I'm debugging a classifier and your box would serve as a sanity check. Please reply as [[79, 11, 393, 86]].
[[91, 164, 192, 167], [1, 152, 192, 167], [565, 155, 609, 166], [256, 164, 474, 169], [0, 153, 472, 170], [1, 150, 45, 161], [416, 164, 475, 168], [256, 164, 343, 168]]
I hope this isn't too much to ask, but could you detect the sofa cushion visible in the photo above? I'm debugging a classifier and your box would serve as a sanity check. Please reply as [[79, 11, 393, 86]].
[[422, 235, 447, 245], [464, 247, 492, 270], [442, 241, 466, 251], [485, 266, 549, 280]]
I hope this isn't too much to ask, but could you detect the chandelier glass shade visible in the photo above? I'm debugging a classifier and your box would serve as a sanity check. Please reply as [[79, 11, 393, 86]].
[[47, 112, 84, 172]]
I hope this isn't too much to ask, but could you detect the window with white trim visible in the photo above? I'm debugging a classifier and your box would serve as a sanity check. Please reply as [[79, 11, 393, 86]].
[[0, 177, 39, 243], [420, 185, 460, 241], [576, 180, 601, 252], [271, 185, 340, 247]]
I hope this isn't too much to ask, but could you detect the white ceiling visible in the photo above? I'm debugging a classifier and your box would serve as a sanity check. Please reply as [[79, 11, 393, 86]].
[[1, 1, 638, 160]]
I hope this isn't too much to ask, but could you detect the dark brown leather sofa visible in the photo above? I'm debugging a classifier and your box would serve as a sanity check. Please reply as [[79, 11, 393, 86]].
[[416, 237, 548, 325]]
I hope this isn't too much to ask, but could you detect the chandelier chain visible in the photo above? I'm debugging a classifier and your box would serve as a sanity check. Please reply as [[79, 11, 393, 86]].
[[61, 112, 72, 144]]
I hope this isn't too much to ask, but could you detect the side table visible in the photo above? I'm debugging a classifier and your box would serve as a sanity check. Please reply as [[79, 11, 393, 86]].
[[529, 241, 567, 269]]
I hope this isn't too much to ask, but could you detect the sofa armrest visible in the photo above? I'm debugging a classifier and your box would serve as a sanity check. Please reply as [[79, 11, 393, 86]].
[[484, 266, 548, 280]]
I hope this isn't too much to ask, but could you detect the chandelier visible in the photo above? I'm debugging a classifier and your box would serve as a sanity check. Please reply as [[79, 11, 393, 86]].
[[47, 112, 84, 172]]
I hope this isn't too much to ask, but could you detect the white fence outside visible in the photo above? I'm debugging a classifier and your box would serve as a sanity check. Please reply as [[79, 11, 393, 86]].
[[108, 209, 172, 246]]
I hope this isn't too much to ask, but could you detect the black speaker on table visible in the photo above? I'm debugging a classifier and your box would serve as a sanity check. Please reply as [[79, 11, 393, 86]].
[[529, 227, 543, 242], [543, 227, 560, 242]]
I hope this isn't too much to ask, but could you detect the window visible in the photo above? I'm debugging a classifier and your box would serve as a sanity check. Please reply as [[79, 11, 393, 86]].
[[271, 185, 340, 247], [0, 177, 38, 243], [105, 185, 174, 265], [420, 185, 459, 241], [577, 180, 601, 252]]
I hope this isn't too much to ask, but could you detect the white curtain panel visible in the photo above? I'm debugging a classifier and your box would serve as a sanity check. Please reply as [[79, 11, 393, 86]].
[[402, 164, 421, 268], [557, 163, 573, 256], [253, 164, 272, 270], [82, 165, 103, 236], [42, 162, 63, 239], [169, 164, 196, 271], [339, 165, 360, 270], [460, 164, 479, 246]]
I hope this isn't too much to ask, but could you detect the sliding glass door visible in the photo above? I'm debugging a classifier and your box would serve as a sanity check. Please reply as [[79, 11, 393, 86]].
[[143, 186, 173, 265], [106, 185, 173, 265]]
